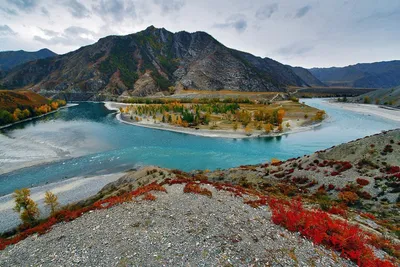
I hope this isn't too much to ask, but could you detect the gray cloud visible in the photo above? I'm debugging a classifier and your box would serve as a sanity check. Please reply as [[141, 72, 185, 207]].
[[0, 7, 19, 16], [0, 25, 17, 36], [153, 0, 185, 14], [92, 0, 136, 21], [6, 0, 39, 12], [295, 5, 312, 18], [63, 0, 91, 18], [34, 26, 96, 46], [276, 43, 314, 56], [214, 14, 247, 33], [256, 3, 278, 20], [39, 27, 59, 37], [41, 6, 49, 16]]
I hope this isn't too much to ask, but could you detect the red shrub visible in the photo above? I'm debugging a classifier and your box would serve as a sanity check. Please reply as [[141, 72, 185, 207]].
[[356, 178, 370, 186], [361, 213, 375, 220], [183, 183, 212, 198], [328, 184, 335, 191], [267, 198, 395, 267], [338, 191, 359, 204], [358, 191, 372, 200], [143, 193, 156, 201], [328, 205, 348, 217]]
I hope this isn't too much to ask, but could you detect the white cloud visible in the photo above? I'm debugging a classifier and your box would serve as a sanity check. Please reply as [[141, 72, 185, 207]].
[[0, 0, 399, 68]]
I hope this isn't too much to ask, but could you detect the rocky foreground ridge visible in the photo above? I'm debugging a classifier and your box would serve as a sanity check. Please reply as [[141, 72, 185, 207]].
[[1, 130, 399, 266], [1, 26, 309, 100]]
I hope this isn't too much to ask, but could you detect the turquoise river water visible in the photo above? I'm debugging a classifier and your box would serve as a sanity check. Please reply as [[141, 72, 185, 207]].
[[0, 98, 398, 196]]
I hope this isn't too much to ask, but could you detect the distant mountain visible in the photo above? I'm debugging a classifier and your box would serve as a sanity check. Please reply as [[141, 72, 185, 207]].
[[0, 49, 57, 71], [1, 26, 308, 100], [289, 66, 325, 87], [309, 60, 400, 88], [353, 86, 400, 108]]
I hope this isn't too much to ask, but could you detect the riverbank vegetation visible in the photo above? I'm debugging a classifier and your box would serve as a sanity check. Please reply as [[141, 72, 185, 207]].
[[0, 90, 66, 126]]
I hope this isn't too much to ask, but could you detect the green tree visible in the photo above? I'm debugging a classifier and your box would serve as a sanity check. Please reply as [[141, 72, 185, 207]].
[[13, 188, 39, 225]]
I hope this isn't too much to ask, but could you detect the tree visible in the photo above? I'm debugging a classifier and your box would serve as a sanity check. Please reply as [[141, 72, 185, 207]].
[[363, 96, 371, 104], [286, 122, 291, 128], [0, 110, 13, 125], [264, 123, 273, 133], [13, 188, 39, 225], [233, 122, 238, 131], [22, 109, 30, 118], [44, 191, 59, 216], [277, 109, 285, 125], [203, 112, 211, 125], [277, 123, 283, 132], [244, 125, 253, 136]]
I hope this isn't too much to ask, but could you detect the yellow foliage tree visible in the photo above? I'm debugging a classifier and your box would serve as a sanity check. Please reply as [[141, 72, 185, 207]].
[[263, 123, 273, 133], [277, 123, 283, 132], [277, 109, 285, 125], [50, 102, 59, 110], [44, 191, 59, 215], [232, 122, 238, 131], [244, 125, 253, 135], [13, 188, 39, 225]]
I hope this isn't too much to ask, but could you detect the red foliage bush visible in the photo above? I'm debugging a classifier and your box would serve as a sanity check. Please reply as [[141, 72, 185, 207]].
[[328, 205, 348, 217], [361, 213, 375, 220], [183, 183, 212, 198], [328, 184, 335, 191], [358, 191, 372, 200], [338, 191, 359, 204], [267, 198, 395, 267], [331, 171, 340, 176], [143, 193, 156, 201], [356, 178, 370, 186]]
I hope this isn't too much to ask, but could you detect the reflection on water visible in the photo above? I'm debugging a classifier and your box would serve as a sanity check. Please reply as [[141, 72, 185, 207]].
[[0, 99, 399, 196]]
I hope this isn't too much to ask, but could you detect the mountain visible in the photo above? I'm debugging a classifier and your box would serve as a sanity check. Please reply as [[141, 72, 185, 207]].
[[353, 86, 400, 108], [309, 60, 400, 88], [1, 26, 308, 100], [289, 66, 326, 87], [0, 49, 57, 71]]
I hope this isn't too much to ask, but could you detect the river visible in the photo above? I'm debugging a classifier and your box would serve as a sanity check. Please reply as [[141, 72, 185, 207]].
[[0, 98, 398, 196]]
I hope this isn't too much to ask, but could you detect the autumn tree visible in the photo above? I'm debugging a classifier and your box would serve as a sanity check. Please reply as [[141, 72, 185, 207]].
[[44, 191, 59, 216], [277, 123, 283, 132], [232, 122, 238, 131], [13, 188, 39, 225], [277, 109, 285, 125], [244, 125, 253, 136], [263, 123, 273, 133], [286, 122, 291, 128]]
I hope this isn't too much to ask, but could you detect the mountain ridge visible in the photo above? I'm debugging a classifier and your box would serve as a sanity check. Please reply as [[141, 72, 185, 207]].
[[309, 60, 400, 88], [0, 48, 57, 71], [1, 26, 309, 100]]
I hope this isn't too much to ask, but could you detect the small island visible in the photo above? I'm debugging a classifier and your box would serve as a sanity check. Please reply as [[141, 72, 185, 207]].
[[107, 92, 326, 138]]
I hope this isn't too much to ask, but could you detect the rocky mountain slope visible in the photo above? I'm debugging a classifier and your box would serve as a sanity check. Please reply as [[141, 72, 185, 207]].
[[352, 86, 400, 108], [289, 66, 326, 87], [1, 26, 309, 100], [309, 60, 400, 88], [0, 49, 56, 71]]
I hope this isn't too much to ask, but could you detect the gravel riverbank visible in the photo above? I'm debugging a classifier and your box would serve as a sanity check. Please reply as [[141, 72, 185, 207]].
[[0, 172, 124, 233]]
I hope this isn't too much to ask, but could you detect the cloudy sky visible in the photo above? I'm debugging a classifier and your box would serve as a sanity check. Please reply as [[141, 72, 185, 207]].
[[0, 0, 399, 68]]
